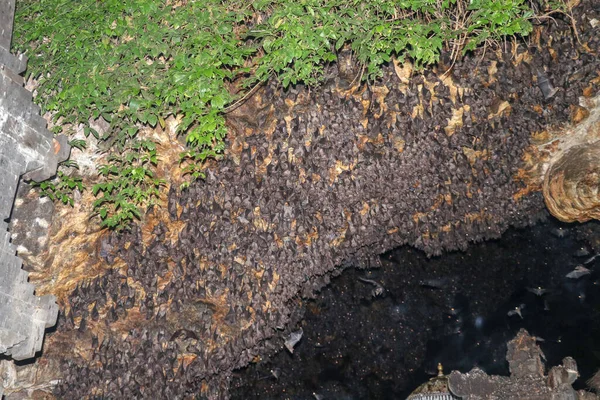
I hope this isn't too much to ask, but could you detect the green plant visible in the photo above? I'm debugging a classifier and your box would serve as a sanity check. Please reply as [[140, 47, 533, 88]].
[[462, 0, 534, 52], [34, 169, 83, 207], [14, 0, 553, 230], [32, 138, 87, 206], [92, 139, 165, 231]]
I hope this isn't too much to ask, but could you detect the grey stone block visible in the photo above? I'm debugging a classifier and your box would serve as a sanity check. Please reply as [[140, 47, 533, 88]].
[[0, 69, 70, 182], [0, 0, 15, 48], [0, 170, 19, 218], [0, 129, 28, 167], [0, 222, 58, 361], [0, 0, 65, 364], [0, 50, 27, 76]]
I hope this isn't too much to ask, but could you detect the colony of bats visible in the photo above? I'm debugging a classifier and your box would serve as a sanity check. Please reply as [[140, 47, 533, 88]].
[[44, 3, 600, 399]]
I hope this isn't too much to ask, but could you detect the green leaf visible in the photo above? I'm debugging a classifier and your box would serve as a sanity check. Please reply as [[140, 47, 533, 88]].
[[15, 0, 548, 230], [148, 114, 158, 127]]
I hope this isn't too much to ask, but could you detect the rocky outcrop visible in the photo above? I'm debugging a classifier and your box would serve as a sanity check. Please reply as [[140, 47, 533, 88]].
[[407, 330, 592, 399], [542, 95, 600, 223], [0, 0, 68, 368], [448, 329, 596, 400], [515, 52, 600, 223]]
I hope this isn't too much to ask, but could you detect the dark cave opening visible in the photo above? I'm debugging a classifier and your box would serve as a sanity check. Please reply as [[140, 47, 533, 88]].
[[230, 217, 600, 399]]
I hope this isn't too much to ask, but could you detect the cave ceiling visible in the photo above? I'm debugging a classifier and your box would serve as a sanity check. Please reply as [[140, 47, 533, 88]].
[[5, 4, 600, 399]]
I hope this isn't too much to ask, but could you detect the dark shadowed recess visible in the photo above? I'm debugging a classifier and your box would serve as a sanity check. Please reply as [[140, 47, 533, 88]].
[[230, 217, 600, 399]]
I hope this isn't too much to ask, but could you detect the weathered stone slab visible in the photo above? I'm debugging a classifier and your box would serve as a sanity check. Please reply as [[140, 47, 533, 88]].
[[0, 0, 15, 48], [0, 0, 27, 75], [0, 0, 69, 366], [0, 48, 27, 75]]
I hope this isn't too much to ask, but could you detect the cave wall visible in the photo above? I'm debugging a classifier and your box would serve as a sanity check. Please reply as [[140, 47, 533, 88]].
[[54, 36, 586, 399], [0, 0, 66, 366], [13, 1, 599, 399]]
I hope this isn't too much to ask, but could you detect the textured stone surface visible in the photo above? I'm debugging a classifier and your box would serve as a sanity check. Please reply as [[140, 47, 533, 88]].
[[448, 330, 592, 400], [0, 220, 58, 360], [516, 61, 600, 223], [0, 0, 67, 364], [0, 0, 15, 49], [46, 3, 599, 398], [542, 95, 600, 223], [0, 0, 26, 76], [0, 1, 590, 399]]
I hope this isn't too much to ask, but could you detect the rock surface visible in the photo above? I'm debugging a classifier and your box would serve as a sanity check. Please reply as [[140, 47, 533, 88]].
[[41, 3, 600, 398], [4, 1, 599, 399], [0, 0, 66, 370], [448, 329, 595, 400]]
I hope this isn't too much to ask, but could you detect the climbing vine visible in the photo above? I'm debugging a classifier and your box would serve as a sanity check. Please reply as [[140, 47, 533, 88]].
[[14, 0, 565, 230]]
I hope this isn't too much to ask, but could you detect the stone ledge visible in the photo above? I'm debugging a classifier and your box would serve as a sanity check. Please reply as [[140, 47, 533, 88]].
[[0, 45, 26, 75]]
